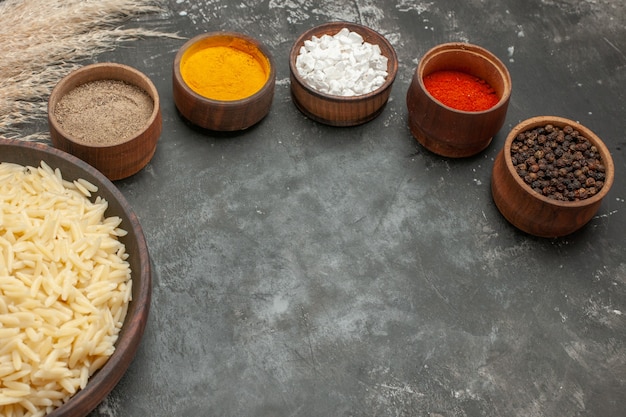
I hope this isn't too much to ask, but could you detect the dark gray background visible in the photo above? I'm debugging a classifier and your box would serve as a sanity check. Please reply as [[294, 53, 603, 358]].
[[77, 1, 626, 416]]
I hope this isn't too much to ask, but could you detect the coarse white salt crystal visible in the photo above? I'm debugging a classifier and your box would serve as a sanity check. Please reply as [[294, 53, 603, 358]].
[[297, 52, 316, 72], [295, 27, 389, 96], [346, 31, 364, 44]]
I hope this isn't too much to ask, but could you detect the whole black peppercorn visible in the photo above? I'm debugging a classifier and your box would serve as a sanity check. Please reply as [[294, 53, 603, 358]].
[[569, 179, 581, 191], [509, 124, 605, 201], [575, 188, 588, 199], [556, 131, 565, 143]]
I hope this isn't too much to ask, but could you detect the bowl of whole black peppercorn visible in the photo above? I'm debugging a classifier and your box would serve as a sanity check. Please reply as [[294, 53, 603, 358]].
[[491, 116, 615, 238]]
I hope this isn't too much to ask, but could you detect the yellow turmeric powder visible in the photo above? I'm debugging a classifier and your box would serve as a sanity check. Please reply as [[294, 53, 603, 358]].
[[181, 38, 270, 101]]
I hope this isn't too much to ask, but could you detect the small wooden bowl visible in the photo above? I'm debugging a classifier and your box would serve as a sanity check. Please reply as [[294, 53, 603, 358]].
[[172, 32, 276, 131], [48, 62, 162, 181], [0, 138, 151, 417], [289, 21, 398, 127], [491, 116, 615, 238], [406, 42, 512, 157]]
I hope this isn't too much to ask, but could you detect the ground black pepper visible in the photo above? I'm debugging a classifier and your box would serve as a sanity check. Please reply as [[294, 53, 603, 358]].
[[510, 124, 605, 201], [54, 80, 154, 145]]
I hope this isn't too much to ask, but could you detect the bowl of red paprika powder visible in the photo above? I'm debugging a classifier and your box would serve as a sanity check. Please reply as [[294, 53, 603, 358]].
[[406, 42, 512, 158], [491, 116, 614, 238], [172, 32, 275, 131]]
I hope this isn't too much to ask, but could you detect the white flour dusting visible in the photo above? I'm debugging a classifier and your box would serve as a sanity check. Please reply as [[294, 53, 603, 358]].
[[94, 394, 121, 417], [396, 0, 434, 14]]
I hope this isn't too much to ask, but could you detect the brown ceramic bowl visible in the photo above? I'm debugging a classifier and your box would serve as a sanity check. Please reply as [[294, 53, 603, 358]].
[[289, 21, 398, 127], [48, 62, 162, 181], [172, 32, 276, 131], [491, 116, 615, 238], [0, 138, 151, 417], [406, 42, 512, 157]]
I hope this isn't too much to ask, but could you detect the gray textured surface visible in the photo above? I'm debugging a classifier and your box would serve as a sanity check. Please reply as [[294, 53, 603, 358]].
[[85, 0, 625, 416]]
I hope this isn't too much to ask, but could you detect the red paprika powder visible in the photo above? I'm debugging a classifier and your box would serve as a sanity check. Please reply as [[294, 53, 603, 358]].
[[423, 70, 499, 112]]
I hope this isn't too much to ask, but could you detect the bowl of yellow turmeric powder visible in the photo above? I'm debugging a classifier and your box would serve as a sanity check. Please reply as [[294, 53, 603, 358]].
[[173, 32, 276, 131]]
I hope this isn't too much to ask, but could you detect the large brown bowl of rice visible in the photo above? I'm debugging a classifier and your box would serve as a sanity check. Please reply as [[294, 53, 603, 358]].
[[0, 138, 151, 417]]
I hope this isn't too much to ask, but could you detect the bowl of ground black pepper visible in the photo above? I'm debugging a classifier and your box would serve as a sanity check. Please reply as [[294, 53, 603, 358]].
[[406, 42, 512, 157], [491, 116, 615, 238], [289, 22, 398, 127], [48, 62, 162, 181], [172, 32, 275, 131]]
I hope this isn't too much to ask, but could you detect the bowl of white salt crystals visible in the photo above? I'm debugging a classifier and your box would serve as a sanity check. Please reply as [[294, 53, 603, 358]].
[[289, 21, 398, 126]]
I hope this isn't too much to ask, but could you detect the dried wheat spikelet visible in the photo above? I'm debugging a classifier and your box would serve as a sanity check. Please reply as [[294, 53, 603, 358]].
[[0, 0, 178, 141]]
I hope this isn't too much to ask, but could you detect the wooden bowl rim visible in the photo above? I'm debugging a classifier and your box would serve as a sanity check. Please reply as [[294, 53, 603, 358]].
[[48, 62, 161, 149], [415, 42, 512, 114], [0, 138, 151, 417], [289, 21, 399, 102], [173, 31, 276, 106], [502, 115, 615, 208]]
